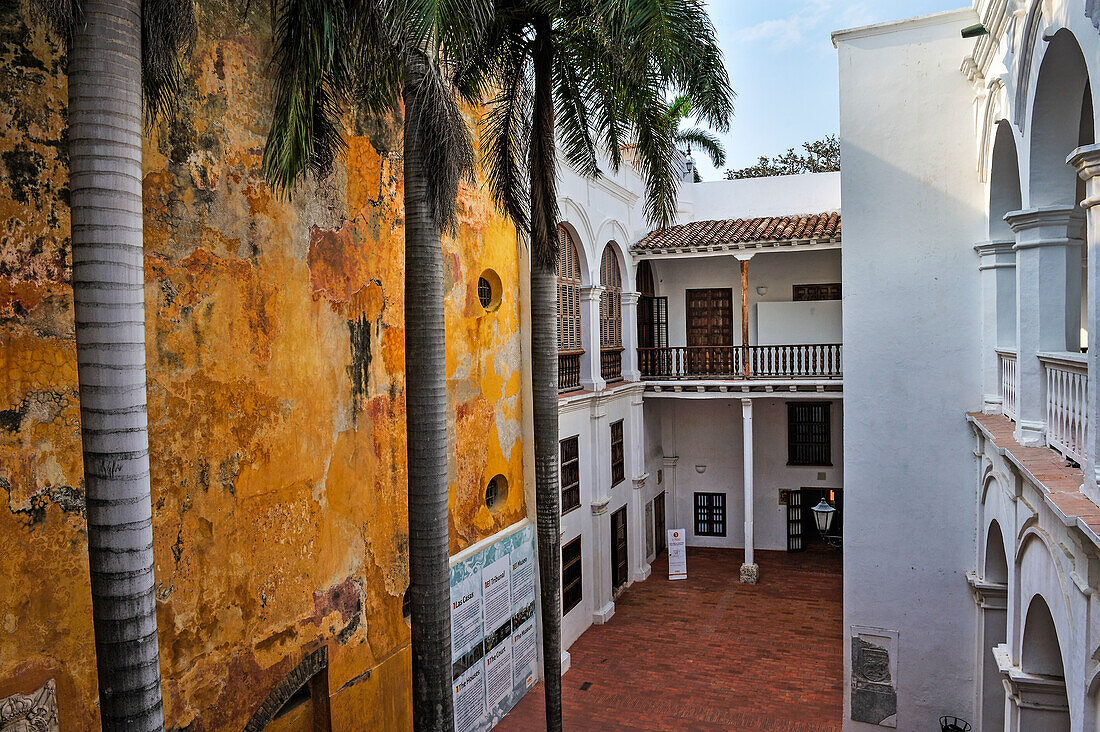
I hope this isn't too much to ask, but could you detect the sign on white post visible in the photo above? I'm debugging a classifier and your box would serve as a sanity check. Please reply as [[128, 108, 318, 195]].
[[668, 529, 687, 580]]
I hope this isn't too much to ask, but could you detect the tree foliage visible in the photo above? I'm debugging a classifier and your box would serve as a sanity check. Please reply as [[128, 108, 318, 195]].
[[724, 133, 839, 179]]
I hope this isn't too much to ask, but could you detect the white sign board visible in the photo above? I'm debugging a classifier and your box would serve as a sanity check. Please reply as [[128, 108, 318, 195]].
[[667, 528, 687, 580], [449, 521, 538, 732]]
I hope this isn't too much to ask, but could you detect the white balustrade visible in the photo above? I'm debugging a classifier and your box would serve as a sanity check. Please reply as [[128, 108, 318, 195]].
[[1040, 353, 1088, 465], [998, 350, 1018, 421]]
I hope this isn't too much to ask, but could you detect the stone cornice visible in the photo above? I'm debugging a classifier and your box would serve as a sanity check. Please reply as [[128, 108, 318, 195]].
[[621, 291, 640, 306], [580, 285, 605, 302], [631, 473, 649, 490], [1005, 207, 1084, 243], [662, 455, 679, 467], [974, 239, 1016, 256], [966, 571, 1008, 609], [591, 496, 611, 515], [1069, 144, 1100, 210]]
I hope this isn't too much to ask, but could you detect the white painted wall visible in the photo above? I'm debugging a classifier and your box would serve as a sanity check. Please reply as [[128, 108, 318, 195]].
[[687, 172, 841, 222], [757, 301, 843, 345], [836, 9, 985, 730]]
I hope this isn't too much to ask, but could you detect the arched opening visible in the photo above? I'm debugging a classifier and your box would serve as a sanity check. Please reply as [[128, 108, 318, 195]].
[[557, 225, 583, 392], [1029, 30, 1090, 208], [1025, 29, 1091, 354], [600, 244, 624, 383], [988, 121, 1021, 350], [978, 520, 1009, 731], [984, 520, 1009, 583], [1019, 595, 1070, 731]]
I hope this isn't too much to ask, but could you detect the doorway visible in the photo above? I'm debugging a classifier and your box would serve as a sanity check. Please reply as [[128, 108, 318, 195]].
[[686, 288, 733, 374], [611, 506, 628, 594], [654, 492, 667, 556]]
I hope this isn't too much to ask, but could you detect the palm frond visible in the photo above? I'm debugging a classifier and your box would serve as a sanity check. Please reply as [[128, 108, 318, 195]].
[[677, 127, 725, 167], [404, 50, 476, 234], [481, 24, 533, 233], [26, 0, 80, 42], [142, 0, 198, 123]]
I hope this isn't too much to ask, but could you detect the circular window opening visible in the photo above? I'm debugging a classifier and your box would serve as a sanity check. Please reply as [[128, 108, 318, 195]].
[[484, 474, 508, 513], [402, 587, 412, 627], [478, 269, 502, 312]]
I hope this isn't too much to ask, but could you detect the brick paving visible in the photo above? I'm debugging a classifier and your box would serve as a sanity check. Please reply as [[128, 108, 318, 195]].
[[497, 547, 843, 732]]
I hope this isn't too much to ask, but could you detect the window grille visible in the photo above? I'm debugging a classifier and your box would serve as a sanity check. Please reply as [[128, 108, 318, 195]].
[[610, 420, 625, 486], [478, 277, 492, 308], [793, 283, 842, 301], [562, 536, 583, 614], [694, 492, 726, 537], [561, 436, 581, 514], [788, 402, 832, 466], [557, 227, 583, 352], [484, 476, 500, 509]]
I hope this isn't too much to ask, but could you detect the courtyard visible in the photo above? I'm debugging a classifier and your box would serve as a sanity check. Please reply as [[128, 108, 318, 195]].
[[497, 547, 843, 732]]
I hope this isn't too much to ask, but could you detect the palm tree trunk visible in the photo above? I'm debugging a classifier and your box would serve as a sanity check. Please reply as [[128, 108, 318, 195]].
[[529, 15, 564, 732], [403, 60, 455, 732], [68, 1, 166, 730]]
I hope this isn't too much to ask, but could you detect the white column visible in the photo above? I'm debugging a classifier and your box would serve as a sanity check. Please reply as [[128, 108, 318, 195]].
[[1006, 207, 1084, 446], [740, 398, 758, 584], [621, 291, 641, 381], [662, 455, 679, 533], [580, 285, 605, 391], [590, 496, 614, 623], [975, 241, 1017, 413], [1070, 145, 1100, 503], [629, 391, 650, 581]]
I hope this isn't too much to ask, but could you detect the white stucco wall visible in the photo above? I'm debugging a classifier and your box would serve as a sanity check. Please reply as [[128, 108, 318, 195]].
[[836, 8, 984, 730], [687, 172, 841, 222], [757, 301, 843, 345]]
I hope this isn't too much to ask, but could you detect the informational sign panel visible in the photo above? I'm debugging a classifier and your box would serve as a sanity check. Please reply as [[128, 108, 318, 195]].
[[668, 528, 687, 580], [450, 520, 538, 732]]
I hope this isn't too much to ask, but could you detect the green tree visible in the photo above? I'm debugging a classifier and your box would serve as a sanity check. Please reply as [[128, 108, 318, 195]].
[[472, 3, 733, 728], [28, 0, 195, 728], [724, 134, 839, 179], [261, 1, 490, 728]]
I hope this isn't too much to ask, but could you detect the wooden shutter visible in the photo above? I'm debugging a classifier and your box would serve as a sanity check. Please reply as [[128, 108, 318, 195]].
[[787, 490, 805, 552]]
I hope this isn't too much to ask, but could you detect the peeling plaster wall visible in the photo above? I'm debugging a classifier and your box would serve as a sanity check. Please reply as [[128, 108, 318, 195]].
[[0, 3, 528, 730]]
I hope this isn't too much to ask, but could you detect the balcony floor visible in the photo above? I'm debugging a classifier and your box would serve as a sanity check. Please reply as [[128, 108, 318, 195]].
[[496, 547, 843, 731]]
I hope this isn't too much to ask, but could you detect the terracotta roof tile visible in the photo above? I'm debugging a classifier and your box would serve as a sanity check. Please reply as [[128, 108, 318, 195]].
[[633, 212, 841, 252]]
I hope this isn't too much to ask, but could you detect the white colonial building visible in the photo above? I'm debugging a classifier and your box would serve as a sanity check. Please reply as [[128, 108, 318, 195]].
[[836, 1, 1100, 730], [551, 164, 845, 658]]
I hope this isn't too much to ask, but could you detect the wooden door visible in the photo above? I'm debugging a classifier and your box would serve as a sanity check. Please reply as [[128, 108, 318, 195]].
[[686, 288, 733, 374], [787, 489, 804, 552], [654, 492, 667, 555], [611, 506, 628, 592]]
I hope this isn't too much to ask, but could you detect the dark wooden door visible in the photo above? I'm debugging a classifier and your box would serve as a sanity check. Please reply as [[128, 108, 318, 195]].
[[686, 288, 733, 374], [611, 506, 628, 592], [654, 492, 667, 555], [787, 489, 804, 552]]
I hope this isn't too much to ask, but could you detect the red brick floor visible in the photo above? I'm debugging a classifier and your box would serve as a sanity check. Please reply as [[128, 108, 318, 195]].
[[496, 547, 843, 732]]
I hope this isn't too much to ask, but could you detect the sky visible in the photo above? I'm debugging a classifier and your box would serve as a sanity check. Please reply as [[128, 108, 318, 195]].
[[693, 0, 965, 180]]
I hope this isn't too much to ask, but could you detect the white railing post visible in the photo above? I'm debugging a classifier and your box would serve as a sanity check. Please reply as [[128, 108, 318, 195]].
[[998, 350, 1018, 421]]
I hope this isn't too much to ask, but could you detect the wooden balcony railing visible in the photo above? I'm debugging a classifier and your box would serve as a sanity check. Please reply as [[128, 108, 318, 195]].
[[558, 351, 582, 393], [1041, 352, 1087, 464], [638, 344, 842, 380], [998, 349, 1017, 421], [601, 347, 624, 383]]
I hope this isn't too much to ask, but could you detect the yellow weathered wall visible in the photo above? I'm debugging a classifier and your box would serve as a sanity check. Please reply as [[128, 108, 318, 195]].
[[0, 2, 528, 729]]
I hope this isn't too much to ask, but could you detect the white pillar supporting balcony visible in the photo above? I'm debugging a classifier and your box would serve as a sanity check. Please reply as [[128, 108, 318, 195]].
[[579, 285, 605, 391], [628, 392, 650, 582], [1006, 207, 1084, 446], [590, 495, 614, 624], [976, 240, 1017, 413], [621, 291, 641, 382], [740, 398, 758, 584], [1070, 144, 1100, 503]]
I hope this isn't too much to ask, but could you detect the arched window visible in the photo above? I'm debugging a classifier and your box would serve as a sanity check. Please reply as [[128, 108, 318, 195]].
[[636, 260, 667, 353], [557, 227, 582, 352], [600, 245, 623, 382], [600, 245, 623, 348]]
